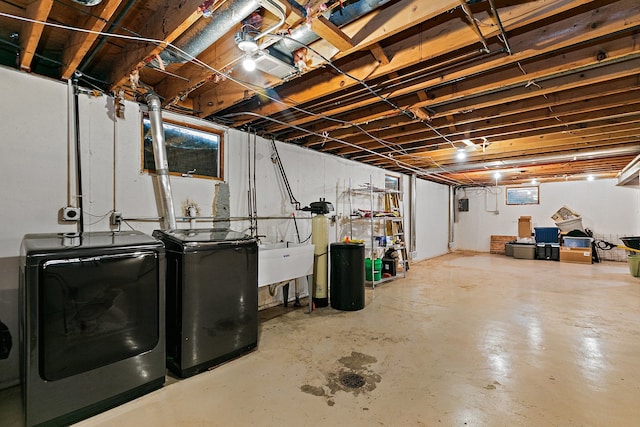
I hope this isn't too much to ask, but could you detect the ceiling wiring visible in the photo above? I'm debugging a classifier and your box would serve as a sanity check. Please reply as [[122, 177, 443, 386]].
[[224, 111, 467, 186], [0, 8, 477, 185]]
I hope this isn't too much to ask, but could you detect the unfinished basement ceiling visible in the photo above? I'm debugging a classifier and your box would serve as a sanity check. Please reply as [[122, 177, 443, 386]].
[[1, 0, 639, 186]]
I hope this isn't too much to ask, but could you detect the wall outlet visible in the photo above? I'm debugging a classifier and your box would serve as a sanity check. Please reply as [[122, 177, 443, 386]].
[[110, 211, 122, 226], [62, 207, 81, 221]]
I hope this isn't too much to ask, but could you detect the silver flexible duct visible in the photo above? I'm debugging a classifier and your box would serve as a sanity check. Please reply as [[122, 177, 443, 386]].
[[146, 92, 177, 230], [159, 0, 260, 65]]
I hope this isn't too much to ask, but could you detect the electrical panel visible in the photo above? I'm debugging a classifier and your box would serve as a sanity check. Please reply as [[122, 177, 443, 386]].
[[458, 198, 469, 212]]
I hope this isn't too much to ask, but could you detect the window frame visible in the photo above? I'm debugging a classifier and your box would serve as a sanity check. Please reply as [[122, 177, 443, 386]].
[[505, 186, 540, 205], [141, 116, 224, 181]]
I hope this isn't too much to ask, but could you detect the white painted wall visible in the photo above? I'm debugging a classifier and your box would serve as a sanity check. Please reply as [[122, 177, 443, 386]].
[[0, 66, 450, 387], [453, 180, 640, 252], [415, 178, 451, 260]]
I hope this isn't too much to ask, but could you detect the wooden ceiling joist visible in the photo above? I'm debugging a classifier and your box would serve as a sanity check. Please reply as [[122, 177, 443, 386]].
[[20, 0, 54, 71], [61, 0, 124, 80]]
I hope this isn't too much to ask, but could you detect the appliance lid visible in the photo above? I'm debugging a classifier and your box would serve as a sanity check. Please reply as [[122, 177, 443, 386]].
[[21, 231, 162, 253], [154, 228, 255, 244]]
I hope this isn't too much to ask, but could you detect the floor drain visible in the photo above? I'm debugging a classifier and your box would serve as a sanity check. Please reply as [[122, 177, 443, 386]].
[[340, 372, 366, 388]]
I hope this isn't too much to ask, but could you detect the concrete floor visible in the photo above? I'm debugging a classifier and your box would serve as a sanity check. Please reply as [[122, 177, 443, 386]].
[[2, 252, 640, 426]]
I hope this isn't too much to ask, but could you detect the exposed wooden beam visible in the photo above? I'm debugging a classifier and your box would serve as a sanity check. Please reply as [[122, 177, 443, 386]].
[[19, 0, 54, 71], [61, 0, 124, 80], [318, 84, 640, 151], [108, 0, 204, 91], [196, 0, 463, 118], [271, 1, 640, 138], [369, 43, 390, 65], [311, 15, 354, 52]]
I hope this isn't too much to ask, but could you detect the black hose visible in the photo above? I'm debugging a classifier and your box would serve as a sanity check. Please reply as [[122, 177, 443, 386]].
[[271, 139, 300, 209]]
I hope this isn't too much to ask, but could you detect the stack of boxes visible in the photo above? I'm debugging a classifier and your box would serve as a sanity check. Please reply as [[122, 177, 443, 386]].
[[504, 213, 593, 264], [559, 236, 593, 264], [512, 216, 536, 259], [550, 206, 593, 264]]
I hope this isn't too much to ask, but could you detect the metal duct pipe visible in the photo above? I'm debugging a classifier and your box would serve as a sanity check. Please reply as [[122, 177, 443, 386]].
[[159, 0, 260, 65], [420, 146, 640, 175], [270, 0, 393, 59], [145, 92, 177, 230]]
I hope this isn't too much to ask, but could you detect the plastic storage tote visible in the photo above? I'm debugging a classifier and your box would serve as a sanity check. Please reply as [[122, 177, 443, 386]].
[[563, 236, 592, 248], [534, 227, 559, 243]]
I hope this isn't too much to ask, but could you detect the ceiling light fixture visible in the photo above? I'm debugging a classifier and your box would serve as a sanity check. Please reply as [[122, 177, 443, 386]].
[[493, 171, 501, 180], [587, 175, 595, 181], [531, 179, 538, 185], [456, 149, 467, 160], [242, 56, 257, 72], [237, 38, 258, 54]]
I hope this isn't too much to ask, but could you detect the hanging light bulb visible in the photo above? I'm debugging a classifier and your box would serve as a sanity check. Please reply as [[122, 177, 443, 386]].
[[587, 175, 595, 181], [456, 149, 466, 160], [242, 56, 257, 72]]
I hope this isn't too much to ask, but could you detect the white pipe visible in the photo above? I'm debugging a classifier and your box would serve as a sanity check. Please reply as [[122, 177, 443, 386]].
[[145, 92, 177, 230]]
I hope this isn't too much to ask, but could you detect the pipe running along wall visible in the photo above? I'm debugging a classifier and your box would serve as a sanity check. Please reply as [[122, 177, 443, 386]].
[[145, 92, 177, 230]]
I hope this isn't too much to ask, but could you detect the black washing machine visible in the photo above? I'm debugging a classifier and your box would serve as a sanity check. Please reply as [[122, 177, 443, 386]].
[[20, 231, 165, 427], [153, 228, 258, 378]]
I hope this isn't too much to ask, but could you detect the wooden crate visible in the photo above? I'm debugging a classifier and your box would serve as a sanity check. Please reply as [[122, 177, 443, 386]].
[[490, 235, 517, 254]]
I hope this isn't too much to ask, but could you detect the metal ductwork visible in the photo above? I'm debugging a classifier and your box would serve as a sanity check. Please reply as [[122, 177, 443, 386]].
[[420, 146, 640, 175], [159, 0, 260, 65], [145, 92, 177, 230], [270, 0, 393, 60]]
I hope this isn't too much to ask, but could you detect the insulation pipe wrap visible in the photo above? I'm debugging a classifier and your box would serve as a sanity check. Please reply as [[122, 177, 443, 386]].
[[145, 92, 177, 230]]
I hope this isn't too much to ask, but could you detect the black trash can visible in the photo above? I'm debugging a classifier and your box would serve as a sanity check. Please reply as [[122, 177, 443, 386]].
[[330, 242, 365, 311]]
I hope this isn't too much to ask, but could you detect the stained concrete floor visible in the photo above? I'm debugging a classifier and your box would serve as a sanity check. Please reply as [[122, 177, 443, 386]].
[[2, 252, 640, 426]]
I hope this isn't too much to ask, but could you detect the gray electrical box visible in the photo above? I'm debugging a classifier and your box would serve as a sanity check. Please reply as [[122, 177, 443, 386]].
[[458, 198, 469, 212]]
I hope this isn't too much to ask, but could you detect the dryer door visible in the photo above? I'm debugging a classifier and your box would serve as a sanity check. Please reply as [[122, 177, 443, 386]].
[[39, 251, 159, 381]]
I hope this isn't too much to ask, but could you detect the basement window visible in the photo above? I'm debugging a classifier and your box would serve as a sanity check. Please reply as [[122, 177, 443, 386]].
[[142, 117, 224, 180], [385, 175, 400, 192], [506, 186, 539, 205]]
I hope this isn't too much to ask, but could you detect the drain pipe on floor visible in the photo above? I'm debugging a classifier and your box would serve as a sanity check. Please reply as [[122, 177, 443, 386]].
[[145, 92, 177, 230]]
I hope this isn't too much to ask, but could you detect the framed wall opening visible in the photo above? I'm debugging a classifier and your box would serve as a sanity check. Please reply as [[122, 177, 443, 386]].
[[142, 117, 224, 180]]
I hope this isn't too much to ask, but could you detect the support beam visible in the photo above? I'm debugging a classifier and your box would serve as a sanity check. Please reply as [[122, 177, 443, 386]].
[[19, 0, 54, 71], [61, 0, 124, 80], [310, 15, 354, 52]]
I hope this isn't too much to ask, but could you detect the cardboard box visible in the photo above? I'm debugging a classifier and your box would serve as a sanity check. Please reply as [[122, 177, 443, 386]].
[[518, 216, 532, 238], [560, 246, 592, 264]]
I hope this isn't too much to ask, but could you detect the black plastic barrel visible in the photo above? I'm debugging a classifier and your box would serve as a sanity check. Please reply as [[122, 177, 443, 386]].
[[330, 242, 365, 311]]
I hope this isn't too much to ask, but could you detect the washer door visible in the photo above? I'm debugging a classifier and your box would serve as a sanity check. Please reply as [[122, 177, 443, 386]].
[[39, 251, 159, 381]]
